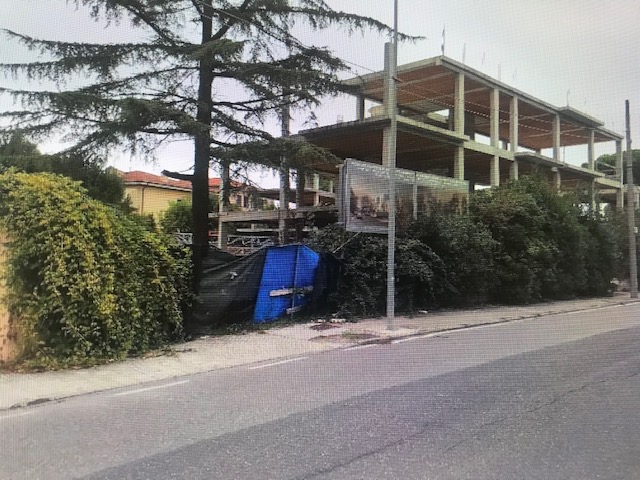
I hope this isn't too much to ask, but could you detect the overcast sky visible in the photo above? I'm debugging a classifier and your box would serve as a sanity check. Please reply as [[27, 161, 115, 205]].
[[1, 0, 639, 185]]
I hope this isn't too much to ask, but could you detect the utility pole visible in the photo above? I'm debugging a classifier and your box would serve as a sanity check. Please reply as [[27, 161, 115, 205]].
[[625, 100, 638, 298], [279, 99, 290, 245], [386, 0, 398, 330]]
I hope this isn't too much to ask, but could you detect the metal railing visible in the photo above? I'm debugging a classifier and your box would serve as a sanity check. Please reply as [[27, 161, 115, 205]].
[[173, 232, 275, 255]]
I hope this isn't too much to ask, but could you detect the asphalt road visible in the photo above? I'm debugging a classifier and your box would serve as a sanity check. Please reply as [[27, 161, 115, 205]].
[[2, 304, 640, 479]]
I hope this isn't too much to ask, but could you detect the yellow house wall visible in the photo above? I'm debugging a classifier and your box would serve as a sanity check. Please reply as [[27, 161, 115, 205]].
[[0, 231, 17, 363], [125, 185, 191, 221]]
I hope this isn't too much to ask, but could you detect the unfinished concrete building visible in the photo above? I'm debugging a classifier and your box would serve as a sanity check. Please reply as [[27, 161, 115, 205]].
[[301, 55, 626, 208], [217, 54, 631, 252]]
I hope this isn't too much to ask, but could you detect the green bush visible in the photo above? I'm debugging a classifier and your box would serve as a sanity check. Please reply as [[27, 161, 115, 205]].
[[160, 196, 221, 234], [0, 171, 191, 366], [308, 225, 449, 318], [160, 200, 193, 233], [408, 212, 497, 305], [0, 135, 126, 207], [310, 175, 623, 316], [470, 178, 549, 303], [470, 175, 620, 303], [578, 212, 622, 296]]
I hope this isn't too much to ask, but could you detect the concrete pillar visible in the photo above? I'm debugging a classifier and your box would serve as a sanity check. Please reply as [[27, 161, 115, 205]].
[[510, 159, 519, 180], [553, 114, 561, 161], [490, 155, 500, 187], [629, 186, 640, 213], [454, 73, 465, 134], [217, 220, 229, 251], [551, 167, 561, 190], [490, 89, 500, 187], [356, 95, 365, 121], [510, 97, 519, 151], [296, 168, 306, 208], [617, 188, 625, 212], [588, 130, 595, 170], [509, 97, 519, 181], [217, 160, 230, 251], [490, 89, 500, 148], [454, 146, 464, 180], [313, 173, 320, 190]]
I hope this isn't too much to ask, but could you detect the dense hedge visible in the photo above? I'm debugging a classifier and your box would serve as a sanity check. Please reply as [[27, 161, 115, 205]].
[[471, 176, 621, 303], [308, 225, 449, 317], [407, 212, 497, 305], [309, 176, 623, 317], [0, 171, 191, 366]]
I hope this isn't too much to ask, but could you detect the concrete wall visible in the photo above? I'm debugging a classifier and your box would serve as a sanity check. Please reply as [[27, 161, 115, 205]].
[[0, 231, 18, 363]]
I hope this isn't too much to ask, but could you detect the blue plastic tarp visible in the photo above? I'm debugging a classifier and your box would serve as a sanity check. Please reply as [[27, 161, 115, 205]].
[[253, 245, 320, 323]]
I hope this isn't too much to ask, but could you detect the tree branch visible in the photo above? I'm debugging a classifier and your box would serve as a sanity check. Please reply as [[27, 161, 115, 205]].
[[162, 170, 193, 182], [211, 0, 253, 41], [116, 1, 181, 46]]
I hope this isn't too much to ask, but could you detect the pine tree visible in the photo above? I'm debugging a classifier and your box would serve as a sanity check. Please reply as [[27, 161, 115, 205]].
[[0, 134, 125, 205], [1, 0, 408, 279]]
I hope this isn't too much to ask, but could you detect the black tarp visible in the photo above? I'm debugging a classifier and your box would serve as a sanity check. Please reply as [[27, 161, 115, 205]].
[[309, 253, 342, 313], [189, 249, 267, 329], [188, 246, 341, 330]]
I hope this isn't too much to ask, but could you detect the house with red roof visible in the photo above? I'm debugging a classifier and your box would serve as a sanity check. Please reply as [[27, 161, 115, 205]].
[[120, 170, 259, 221]]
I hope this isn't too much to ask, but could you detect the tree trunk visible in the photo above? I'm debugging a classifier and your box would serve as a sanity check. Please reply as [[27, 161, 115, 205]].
[[192, 1, 215, 288]]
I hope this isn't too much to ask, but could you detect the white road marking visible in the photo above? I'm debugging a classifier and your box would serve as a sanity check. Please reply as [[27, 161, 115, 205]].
[[391, 323, 518, 344], [344, 344, 378, 351], [391, 333, 440, 344], [391, 321, 529, 343], [248, 357, 307, 370], [111, 380, 190, 397]]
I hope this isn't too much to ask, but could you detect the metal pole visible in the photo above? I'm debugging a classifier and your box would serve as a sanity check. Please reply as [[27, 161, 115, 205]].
[[386, 0, 398, 330], [279, 99, 290, 245], [625, 100, 638, 298]]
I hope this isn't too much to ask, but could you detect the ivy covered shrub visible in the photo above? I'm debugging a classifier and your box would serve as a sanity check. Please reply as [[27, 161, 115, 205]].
[[0, 171, 191, 366], [308, 225, 449, 318]]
